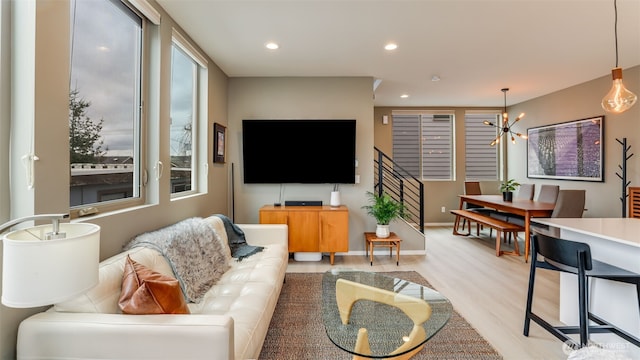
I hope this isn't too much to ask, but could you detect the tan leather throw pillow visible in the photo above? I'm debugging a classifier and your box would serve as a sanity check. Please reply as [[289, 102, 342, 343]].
[[118, 255, 190, 315]]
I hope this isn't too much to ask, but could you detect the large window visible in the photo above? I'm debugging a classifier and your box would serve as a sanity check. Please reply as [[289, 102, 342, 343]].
[[392, 111, 454, 180], [169, 45, 196, 194], [464, 112, 500, 180], [169, 30, 207, 196], [69, 0, 143, 210]]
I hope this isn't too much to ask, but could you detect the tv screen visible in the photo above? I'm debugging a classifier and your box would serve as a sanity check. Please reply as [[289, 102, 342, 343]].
[[242, 119, 356, 184]]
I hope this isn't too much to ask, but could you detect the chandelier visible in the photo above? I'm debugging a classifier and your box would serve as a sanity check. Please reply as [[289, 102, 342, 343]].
[[484, 88, 527, 146]]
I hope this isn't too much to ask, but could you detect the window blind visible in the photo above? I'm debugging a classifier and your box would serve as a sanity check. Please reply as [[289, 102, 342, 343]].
[[465, 112, 499, 180], [392, 114, 420, 178], [421, 114, 452, 179], [392, 112, 454, 180]]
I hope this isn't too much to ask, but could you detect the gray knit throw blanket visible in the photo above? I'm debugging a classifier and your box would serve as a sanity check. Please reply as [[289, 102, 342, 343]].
[[124, 217, 230, 303]]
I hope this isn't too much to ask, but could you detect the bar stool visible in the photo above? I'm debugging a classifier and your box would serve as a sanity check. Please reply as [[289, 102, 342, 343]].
[[524, 233, 640, 349]]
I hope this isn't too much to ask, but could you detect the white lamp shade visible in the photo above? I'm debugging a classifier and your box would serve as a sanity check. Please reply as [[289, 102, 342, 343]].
[[2, 223, 100, 308]]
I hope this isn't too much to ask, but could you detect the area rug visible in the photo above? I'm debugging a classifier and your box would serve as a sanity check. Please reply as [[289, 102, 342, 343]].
[[259, 271, 502, 359]]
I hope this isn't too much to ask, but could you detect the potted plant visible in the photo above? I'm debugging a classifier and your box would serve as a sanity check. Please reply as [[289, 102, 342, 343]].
[[362, 191, 406, 238], [500, 179, 520, 202]]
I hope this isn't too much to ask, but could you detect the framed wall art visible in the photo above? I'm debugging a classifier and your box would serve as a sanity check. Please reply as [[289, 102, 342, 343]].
[[527, 116, 604, 182], [213, 123, 226, 163]]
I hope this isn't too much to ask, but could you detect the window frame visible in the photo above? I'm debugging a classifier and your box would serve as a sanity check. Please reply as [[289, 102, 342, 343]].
[[68, 0, 149, 218], [0, 0, 9, 222], [169, 28, 208, 198]]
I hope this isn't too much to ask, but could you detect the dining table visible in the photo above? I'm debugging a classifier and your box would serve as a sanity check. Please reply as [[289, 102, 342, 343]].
[[457, 194, 556, 262]]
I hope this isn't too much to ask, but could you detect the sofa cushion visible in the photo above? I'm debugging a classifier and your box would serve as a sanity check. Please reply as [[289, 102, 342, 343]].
[[186, 239, 289, 358], [54, 247, 175, 314], [118, 255, 190, 315]]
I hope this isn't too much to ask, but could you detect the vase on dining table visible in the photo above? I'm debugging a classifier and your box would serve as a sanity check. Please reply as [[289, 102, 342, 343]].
[[503, 191, 513, 202]]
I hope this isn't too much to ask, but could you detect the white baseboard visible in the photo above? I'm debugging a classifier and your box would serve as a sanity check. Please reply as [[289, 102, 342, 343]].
[[425, 222, 455, 227]]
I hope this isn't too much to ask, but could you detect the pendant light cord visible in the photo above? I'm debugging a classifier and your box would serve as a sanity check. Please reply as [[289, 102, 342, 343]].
[[614, 0, 619, 67], [503, 90, 507, 113]]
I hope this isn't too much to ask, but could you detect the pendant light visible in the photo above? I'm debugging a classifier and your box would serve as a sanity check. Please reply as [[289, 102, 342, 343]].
[[601, 0, 637, 114], [483, 88, 527, 146]]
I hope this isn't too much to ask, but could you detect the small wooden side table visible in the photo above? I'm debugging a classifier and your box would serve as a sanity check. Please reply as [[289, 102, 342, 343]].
[[364, 232, 402, 266]]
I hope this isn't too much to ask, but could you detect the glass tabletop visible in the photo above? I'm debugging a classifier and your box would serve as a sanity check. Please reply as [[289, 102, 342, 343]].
[[322, 269, 452, 358]]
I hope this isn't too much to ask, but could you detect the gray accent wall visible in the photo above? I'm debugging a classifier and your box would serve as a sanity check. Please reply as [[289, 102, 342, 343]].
[[227, 77, 387, 252]]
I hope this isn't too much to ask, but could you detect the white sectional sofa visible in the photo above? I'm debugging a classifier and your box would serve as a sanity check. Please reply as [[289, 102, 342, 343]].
[[17, 215, 289, 360]]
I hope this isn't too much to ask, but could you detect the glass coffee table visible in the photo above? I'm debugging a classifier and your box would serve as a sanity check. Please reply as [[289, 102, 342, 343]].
[[322, 269, 452, 359]]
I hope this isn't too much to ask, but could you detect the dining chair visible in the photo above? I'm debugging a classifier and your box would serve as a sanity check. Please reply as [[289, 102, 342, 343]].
[[550, 189, 586, 218], [517, 183, 535, 200], [501, 184, 559, 229], [514, 190, 586, 232], [489, 183, 536, 241], [629, 187, 640, 218], [536, 184, 560, 203], [462, 181, 494, 235], [524, 232, 640, 349], [490, 184, 535, 220]]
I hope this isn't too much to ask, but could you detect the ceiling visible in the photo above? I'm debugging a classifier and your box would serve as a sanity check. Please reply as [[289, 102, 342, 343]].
[[155, 0, 640, 107]]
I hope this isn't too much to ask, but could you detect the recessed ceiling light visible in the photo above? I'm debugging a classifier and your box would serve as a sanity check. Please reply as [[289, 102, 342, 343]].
[[431, 75, 441, 82], [265, 42, 279, 50], [384, 43, 398, 51], [400, 94, 409, 98]]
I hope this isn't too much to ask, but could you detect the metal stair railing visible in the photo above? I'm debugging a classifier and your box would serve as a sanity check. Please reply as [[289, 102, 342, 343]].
[[374, 146, 424, 234]]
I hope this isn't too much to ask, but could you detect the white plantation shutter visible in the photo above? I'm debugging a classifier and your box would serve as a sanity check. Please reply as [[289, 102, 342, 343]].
[[465, 112, 499, 180]]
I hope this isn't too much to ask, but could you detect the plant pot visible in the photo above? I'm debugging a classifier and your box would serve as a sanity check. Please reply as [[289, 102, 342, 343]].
[[375, 224, 390, 238], [503, 191, 513, 202]]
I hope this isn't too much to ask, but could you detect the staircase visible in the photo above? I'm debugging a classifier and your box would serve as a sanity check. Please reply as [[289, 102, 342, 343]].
[[374, 147, 424, 235]]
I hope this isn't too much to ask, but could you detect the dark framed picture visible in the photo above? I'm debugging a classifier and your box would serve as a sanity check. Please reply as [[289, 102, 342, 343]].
[[213, 123, 226, 163], [527, 116, 604, 182]]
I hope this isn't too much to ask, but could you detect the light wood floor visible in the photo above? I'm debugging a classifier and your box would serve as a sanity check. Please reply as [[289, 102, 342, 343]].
[[286, 225, 568, 360]]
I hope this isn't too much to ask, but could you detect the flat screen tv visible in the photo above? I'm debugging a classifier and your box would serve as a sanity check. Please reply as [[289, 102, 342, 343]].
[[242, 119, 356, 184]]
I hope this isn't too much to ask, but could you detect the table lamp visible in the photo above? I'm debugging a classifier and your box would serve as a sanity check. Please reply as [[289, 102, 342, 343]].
[[0, 214, 100, 308]]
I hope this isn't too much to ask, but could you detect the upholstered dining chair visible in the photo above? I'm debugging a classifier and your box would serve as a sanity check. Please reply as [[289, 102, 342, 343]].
[[489, 183, 535, 241], [499, 184, 559, 228], [524, 232, 640, 349], [517, 183, 535, 200], [512, 189, 586, 230], [461, 181, 494, 235], [550, 189, 586, 218], [536, 184, 560, 203], [491, 183, 536, 220]]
